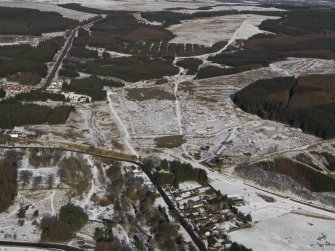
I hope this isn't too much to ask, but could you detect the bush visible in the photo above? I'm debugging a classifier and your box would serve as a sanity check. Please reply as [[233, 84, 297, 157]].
[[59, 203, 88, 231], [58, 156, 92, 196], [176, 58, 202, 75]]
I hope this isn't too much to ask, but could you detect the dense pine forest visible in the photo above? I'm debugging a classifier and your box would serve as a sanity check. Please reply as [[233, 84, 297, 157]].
[[0, 7, 77, 35], [0, 104, 74, 129], [0, 37, 65, 83], [234, 75, 335, 139]]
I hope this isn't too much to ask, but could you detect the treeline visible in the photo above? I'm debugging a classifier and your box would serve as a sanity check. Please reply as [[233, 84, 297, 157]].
[[209, 48, 284, 68], [176, 58, 202, 75], [62, 77, 124, 101], [0, 152, 18, 212], [256, 158, 335, 192], [70, 28, 100, 59], [69, 47, 99, 59], [0, 103, 74, 128], [144, 158, 208, 187], [259, 9, 335, 36], [234, 76, 335, 139], [0, 37, 65, 79], [0, 7, 77, 35], [81, 56, 179, 82], [1, 90, 65, 103], [0, 89, 5, 98], [73, 28, 89, 47], [59, 58, 80, 78]]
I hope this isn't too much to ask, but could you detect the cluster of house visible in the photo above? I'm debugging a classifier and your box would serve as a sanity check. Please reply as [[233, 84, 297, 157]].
[[165, 184, 250, 250], [0, 129, 25, 138], [0, 128, 37, 141], [62, 92, 92, 103], [47, 81, 92, 103], [2, 83, 31, 96]]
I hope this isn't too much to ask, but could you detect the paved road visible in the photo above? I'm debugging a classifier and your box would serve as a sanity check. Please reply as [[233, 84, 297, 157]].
[[0, 240, 82, 251], [39, 16, 102, 91], [0, 140, 139, 164]]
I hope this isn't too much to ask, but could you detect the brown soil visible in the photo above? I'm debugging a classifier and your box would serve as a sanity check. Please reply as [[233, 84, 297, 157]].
[[154, 135, 186, 148]]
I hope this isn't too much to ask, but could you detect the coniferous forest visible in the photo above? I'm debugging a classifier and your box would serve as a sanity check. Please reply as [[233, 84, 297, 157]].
[[234, 75, 335, 139]]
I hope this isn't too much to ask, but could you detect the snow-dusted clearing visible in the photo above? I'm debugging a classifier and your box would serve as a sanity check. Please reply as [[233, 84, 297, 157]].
[[0, 1, 96, 21], [172, 4, 285, 14], [270, 57, 335, 77], [0, 31, 66, 47], [168, 14, 279, 46]]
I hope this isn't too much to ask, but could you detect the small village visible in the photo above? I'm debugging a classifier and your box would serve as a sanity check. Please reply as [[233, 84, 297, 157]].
[[164, 182, 252, 250], [142, 158, 253, 250], [0, 80, 91, 104]]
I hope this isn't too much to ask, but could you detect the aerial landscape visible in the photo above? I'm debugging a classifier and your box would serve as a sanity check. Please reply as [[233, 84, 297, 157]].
[[0, 0, 335, 250]]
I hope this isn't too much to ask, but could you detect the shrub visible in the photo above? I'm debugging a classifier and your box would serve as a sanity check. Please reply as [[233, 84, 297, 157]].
[[59, 203, 89, 231], [40, 216, 73, 242]]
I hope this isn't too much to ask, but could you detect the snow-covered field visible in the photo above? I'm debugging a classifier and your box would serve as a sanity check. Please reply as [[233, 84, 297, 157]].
[[0, 0, 288, 12], [168, 14, 279, 46], [209, 171, 335, 251], [0, 0, 216, 12]]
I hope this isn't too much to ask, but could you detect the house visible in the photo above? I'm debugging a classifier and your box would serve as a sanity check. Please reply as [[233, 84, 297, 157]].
[[130, 166, 142, 174], [8, 130, 23, 138], [195, 218, 211, 229], [189, 200, 206, 209], [211, 213, 222, 223], [228, 195, 244, 206], [207, 236, 222, 249]]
